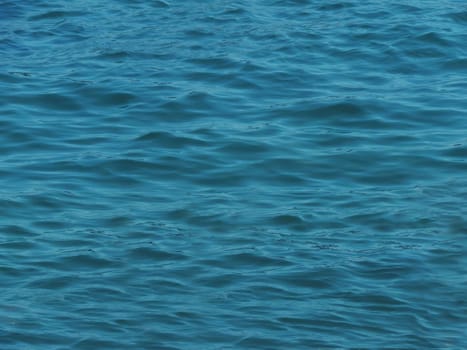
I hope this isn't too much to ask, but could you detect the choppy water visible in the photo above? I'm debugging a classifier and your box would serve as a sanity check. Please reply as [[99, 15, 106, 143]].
[[1, 1, 467, 348]]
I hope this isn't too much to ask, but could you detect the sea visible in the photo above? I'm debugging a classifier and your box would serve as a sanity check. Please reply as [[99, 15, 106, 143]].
[[1, 1, 466, 349]]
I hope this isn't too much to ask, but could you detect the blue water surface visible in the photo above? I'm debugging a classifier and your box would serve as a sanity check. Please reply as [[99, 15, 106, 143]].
[[1, 0, 467, 349]]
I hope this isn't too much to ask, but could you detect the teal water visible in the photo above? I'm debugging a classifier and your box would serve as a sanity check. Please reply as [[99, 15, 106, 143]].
[[1, 1, 467, 348]]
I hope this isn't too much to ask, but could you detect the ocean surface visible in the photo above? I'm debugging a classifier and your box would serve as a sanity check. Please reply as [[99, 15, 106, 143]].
[[1, 1, 467, 349]]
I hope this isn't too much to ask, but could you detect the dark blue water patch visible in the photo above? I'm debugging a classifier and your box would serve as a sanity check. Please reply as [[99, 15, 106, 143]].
[[2, 0, 467, 349], [28, 10, 88, 21]]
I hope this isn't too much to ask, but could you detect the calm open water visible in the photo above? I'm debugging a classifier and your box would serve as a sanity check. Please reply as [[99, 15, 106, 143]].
[[1, 1, 467, 349]]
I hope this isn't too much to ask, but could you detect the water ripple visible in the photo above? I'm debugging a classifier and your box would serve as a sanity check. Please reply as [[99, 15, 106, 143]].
[[1, 0, 467, 349]]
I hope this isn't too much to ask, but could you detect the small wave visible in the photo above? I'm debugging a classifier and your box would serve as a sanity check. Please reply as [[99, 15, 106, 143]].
[[28, 10, 88, 21]]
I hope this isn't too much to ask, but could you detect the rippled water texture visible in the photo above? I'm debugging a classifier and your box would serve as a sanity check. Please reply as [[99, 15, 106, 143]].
[[1, 1, 467, 348]]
